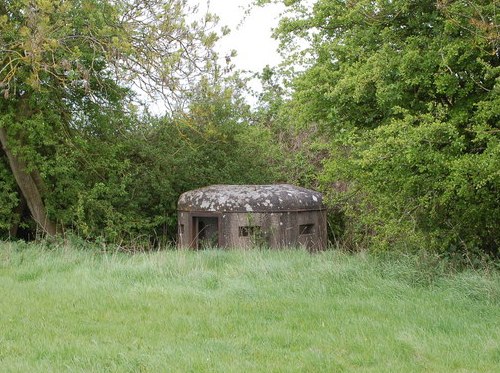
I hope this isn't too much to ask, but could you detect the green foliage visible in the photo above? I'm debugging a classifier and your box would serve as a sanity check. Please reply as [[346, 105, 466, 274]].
[[37, 83, 281, 245], [267, 0, 500, 256], [325, 114, 499, 254], [1, 0, 496, 255], [0, 157, 18, 233], [252, 65, 330, 189], [0, 0, 282, 244], [0, 0, 218, 105]]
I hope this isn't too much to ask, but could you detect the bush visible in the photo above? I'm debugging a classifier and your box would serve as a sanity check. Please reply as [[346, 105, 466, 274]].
[[323, 113, 500, 257]]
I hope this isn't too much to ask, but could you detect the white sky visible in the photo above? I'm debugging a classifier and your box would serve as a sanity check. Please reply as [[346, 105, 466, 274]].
[[146, 1, 285, 113], [203, 0, 285, 74]]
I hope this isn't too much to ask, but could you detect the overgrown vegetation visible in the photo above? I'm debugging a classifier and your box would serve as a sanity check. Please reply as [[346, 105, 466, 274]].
[[0, 0, 281, 244], [0, 0, 498, 259], [259, 0, 499, 257], [0, 242, 499, 371]]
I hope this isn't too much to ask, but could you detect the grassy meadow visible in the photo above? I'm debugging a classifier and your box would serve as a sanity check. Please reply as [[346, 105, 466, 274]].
[[0, 241, 499, 372]]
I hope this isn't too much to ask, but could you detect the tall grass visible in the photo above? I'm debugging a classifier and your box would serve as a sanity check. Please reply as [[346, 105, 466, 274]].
[[0, 241, 499, 372]]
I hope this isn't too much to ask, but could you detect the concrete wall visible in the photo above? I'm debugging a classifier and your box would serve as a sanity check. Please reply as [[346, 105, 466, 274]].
[[178, 210, 327, 250]]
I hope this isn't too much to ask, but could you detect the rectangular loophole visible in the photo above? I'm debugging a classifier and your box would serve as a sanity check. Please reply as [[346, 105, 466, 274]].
[[239, 226, 261, 237], [179, 224, 184, 234], [299, 224, 314, 235], [193, 216, 219, 249]]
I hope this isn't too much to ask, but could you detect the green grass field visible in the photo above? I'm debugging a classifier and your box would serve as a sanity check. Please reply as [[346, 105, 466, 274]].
[[1, 242, 499, 372]]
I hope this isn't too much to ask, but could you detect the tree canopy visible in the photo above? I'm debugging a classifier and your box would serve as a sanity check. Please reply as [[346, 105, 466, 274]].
[[0, 0, 498, 257], [0, 0, 258, 240], [262, 0, 499, 255]]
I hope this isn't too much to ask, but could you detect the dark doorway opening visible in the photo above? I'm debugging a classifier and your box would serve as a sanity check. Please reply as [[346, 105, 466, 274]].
[[192, 216, 219, 249]]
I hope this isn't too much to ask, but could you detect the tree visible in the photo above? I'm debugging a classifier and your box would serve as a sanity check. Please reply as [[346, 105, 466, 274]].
[[261, 0, 499, 255], [58, 79, 281, 246], [0, 0, 219, 236]]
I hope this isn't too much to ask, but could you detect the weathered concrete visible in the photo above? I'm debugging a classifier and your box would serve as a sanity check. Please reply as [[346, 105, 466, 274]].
[[178, 185, 327, 250]]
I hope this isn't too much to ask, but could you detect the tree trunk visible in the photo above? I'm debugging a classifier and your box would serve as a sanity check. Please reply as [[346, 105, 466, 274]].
[[0, 127, 57, 236]]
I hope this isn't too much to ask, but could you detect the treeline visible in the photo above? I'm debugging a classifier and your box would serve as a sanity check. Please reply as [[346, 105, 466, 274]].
[[0, 0, 283, 244], [1, 0, 498, 258], [260, 0, 499, 257], [0, 82, 283, 243]]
